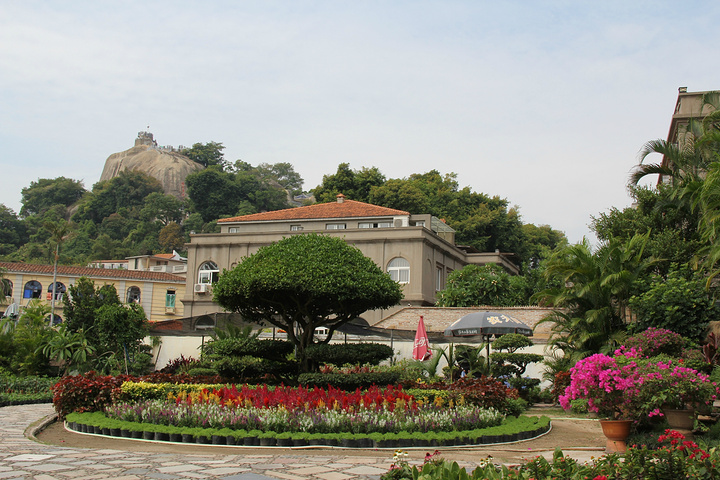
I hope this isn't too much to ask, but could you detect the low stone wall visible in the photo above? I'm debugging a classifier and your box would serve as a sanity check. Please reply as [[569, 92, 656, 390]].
[[374, 306, 558, 343]]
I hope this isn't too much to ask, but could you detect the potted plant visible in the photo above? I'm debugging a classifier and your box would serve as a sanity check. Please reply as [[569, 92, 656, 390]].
[[636, 359, 719, 436], [559, 353, 643, 452]]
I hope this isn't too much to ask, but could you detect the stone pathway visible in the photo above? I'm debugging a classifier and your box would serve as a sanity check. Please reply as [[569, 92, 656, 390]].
[[0, 404, 605, 479], [0, 404, 471, 480]]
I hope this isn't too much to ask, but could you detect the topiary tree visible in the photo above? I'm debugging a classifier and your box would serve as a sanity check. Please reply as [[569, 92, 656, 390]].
[[213, 233, 404, 371], [490, 333, 544, 402]]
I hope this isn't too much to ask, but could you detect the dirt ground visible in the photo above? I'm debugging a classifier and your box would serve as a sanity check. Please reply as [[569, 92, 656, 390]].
[[35, 409, 606, 465]]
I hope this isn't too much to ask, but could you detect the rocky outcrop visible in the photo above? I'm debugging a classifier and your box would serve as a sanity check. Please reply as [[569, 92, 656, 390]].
[[99, 132, 203, 199]]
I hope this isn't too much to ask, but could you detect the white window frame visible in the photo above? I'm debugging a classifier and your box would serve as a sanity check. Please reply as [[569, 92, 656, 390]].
[[290, 225, 304, 231], [198, 261, 220, 284], [388, 257, 410, 284], [325, 223, 346, 230], [228, 227, 240, 233]]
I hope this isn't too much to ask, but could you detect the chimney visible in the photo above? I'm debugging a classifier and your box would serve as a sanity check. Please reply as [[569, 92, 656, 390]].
[[336, 194, 345, 203], [679, 86, 688, 93]]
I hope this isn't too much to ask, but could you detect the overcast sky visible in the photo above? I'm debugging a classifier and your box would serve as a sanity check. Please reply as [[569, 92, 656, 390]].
[[1, 1, 718, 245]]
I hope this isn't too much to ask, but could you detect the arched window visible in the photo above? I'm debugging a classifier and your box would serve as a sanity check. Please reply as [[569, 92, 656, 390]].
[[387, 257, 410, 284], [198, 261, 219, 284], [47, 282, 66, 301], [23, 280, 42, 299], [127, 286, 141, 304], [2, 279, 12, 297]]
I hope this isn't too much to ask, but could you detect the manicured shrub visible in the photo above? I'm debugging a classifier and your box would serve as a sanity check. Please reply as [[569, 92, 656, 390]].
[[305, 343, 393, 366], [298, 371, 401, 390]]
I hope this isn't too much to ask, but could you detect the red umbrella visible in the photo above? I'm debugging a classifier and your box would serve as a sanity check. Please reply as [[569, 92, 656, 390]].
[[412, 316, 432, 361]]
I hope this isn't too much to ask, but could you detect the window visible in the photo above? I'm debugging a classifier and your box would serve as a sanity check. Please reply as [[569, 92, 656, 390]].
[[358, 222, 393, 229], [1, 279, 12, 297], [23, 281, 42, 299], [166, 290, 176, 308], [228, 227, 240, 233], [127, 286, 141, 304], [290, 225, 304, 231], [325, 223, 346, 230], [47, 282, 66, 301], [414, 221, 426, 227], [436, 266, 444, 291], [387, 257, 410, 284], [198, 261, 219, 284]]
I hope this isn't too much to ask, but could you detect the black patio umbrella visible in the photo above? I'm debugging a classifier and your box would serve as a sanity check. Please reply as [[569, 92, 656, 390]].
[[443, 311, 533, 338], [444, 311, 533, 374]]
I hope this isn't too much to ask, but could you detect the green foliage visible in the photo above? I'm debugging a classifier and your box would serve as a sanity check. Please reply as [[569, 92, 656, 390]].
[[436, 264, 519, 307], [2, 301, 54, 376], [489, 334, 542, 402], [213, 234, 403, 371], [305, 343, 394, 366], [297, 371, 401, 389], [181, 141, 226, 168], [211, 356, 297, 381], [73, 170, 163, 225], [0, 204, 28, 254], [312, 163, 386, 203], [630, 268, 720, 342], [534, 234, 656, 357], [20, 177, 86, 218]]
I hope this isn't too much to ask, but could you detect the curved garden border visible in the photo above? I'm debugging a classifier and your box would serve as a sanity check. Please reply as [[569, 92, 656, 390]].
[[64, 415, 551, 449]]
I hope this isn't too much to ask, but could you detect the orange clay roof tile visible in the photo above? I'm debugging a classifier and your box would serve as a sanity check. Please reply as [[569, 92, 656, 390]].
[[0, 262, 185, 283], [219, 199, 410, 223]]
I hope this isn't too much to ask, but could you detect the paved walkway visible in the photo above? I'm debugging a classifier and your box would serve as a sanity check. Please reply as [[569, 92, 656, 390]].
[[0, 404, 604, 480]]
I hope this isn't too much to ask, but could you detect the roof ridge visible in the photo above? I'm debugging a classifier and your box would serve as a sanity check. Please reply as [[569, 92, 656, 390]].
[[219, 198, 410, 223]]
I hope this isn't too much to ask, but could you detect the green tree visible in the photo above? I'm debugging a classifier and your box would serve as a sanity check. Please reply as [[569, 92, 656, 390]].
[[9, 300, 53, 376], [591, 186, 701, 276], [72, 170, 163, 224], [213, 234, 403, 371], [436, 264, 518, 307], [20, 177, 86, 217], [182, 141, 226, 168], [629, 267, 719, 342], [94, 303, 150, 375], [312, 163, 386, 203], [533, 234, 656, 358], [0, 204, 27, 255], [255, 162, 304, 194], [63, 277, 121, 348], [185, 166, 244, 222], [158, 222, 185, 252], [44, 219, 74, 326], [140, 192, 185, 226]]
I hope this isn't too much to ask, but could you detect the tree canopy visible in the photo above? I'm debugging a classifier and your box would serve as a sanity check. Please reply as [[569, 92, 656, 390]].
[[213, 234, 403, 371]]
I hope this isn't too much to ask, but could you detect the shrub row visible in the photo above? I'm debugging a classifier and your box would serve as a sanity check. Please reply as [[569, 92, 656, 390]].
[[298, 371, 401, 390], [203, 338, 294, 359], [65, 411, 550, 448], [305, 343, 394, 366]]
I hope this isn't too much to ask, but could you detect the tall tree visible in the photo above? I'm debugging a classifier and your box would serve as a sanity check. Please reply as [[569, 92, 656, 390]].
[[44, 219, 74, 325], [534, 234, 656, 359], [182, 141, 226, 169], [72, 170, 163, 224], [213, 234, 403, 371], [20, 177, 86, 218]]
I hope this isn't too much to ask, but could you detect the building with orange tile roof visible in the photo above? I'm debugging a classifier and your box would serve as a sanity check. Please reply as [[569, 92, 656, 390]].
[[183, 194, 519, 327], [0, 261, 185, 323]]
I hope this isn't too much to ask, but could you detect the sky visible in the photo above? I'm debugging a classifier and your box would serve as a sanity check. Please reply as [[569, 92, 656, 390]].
[[1, 1, 718, 245]]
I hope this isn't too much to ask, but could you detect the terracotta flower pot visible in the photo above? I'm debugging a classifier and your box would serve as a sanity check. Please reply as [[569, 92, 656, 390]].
[[599, 419, 632, 453]]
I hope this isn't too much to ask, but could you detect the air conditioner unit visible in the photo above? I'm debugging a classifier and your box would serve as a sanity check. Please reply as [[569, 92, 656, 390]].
[[194, 283, 208, 293]]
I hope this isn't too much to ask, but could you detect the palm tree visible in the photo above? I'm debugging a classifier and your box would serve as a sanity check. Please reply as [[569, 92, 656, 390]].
[[533, 234, 656, 358], [43, 220, 74, 326]]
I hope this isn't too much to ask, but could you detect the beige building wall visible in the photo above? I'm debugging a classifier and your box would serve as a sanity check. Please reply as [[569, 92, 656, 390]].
[[0, 263, 185, 324]]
